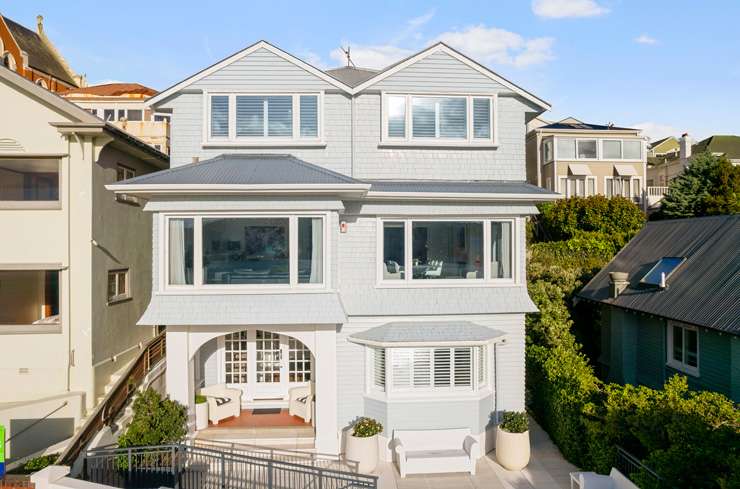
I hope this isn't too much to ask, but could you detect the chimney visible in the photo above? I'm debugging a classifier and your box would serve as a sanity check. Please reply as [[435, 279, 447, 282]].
[[36, 15, 44, 35], [680, 133, 693, 163], [192, 156, 200, 164], [609, 272, 629, 298]]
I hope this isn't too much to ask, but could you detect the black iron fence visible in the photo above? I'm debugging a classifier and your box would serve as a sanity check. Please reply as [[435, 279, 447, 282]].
[[80, 444, 377, 489], [615, 446, 663, 488]]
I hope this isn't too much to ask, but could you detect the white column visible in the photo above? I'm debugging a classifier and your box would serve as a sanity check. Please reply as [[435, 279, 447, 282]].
[[166, 328, 195, 427], [314, 326, 338, 454]]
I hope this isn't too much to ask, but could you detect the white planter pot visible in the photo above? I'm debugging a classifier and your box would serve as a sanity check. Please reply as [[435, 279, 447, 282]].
[[346, 434, 379, 473], [495, 427, 530, 471], [195, 402, 208, 431]]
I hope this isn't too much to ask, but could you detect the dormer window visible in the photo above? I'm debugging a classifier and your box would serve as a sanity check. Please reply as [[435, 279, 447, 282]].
[[206, 93, 323, 145], [382, 93, 497, 146]]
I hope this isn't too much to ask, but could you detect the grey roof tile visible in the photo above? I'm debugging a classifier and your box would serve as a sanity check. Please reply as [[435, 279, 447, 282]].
[[366, 180, 556, 195], [350, 321, 506, 344], [324, 66, 379, 87]]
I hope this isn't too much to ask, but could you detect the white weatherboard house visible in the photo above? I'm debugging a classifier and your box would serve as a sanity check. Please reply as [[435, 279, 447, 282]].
[[107, 40, 557, 460]]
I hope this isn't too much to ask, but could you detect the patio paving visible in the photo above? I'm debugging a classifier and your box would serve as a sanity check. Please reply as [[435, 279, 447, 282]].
[[376, 418, 578, 489]]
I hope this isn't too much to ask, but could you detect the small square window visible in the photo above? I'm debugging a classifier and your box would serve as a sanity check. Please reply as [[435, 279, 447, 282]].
[[107, 269, 130, 303], [667, 322, 699, 375], [115, 165, 139, 205]]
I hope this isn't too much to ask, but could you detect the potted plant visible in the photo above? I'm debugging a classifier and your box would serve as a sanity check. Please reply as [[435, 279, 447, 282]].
[[495, 411, 530, 470], [195, 394, 208, 431], [346, 417, 382, 473]]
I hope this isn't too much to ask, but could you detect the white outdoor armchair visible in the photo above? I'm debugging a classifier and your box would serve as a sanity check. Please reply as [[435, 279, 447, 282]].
[[288, 383, 314, 423], [199, 384, 242, 425], [570, 468, 638, 489]]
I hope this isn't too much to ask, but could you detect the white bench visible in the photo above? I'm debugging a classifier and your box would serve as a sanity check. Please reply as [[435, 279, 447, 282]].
[[570, 468, 639, 489], [393, 428, 479, 477]]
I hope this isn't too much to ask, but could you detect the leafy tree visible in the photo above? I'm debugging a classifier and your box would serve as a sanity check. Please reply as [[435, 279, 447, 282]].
[[117, 389, 187, 448], [658, 152, 740, 219]]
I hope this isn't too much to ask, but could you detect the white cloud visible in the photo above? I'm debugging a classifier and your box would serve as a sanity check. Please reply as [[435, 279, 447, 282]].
[[634, 34, 658, 45], [436, 25, 555, 67], [329, 44, 413, 70], [90, 79, 125, 86], [632, 122, 681, 142], [532, 0, 609, 18], [302, 51, 328, 69]]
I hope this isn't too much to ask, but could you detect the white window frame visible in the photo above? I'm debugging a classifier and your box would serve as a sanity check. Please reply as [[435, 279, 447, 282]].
[[666, 322, 699, 376], [115, 164, 139, 205], [376, 217, 518, 287], [542, 137, 554, 164], [557, 176, 597, 197], [605, 176, 642, 201], [602, 139, 623, 159], [203, 91, 324, 146], [381, 92, 498, 147], [161, 212, 329, 293], [0, 266, 64, 334], [365, 344, 491, 399], [107, 268, 130, 304], [554, 136, 644, 162]]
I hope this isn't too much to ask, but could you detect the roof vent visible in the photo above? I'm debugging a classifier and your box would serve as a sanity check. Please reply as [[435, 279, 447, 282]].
[[609, 272, 629, 298]]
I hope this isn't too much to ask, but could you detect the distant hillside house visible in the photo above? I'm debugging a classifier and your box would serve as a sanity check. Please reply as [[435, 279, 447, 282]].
[[526, 116, 648, 208], [63, 83, 171, 154], [647, 133, 740, 187], [577, 215, 740, 402], [0, 13, 82, 92]]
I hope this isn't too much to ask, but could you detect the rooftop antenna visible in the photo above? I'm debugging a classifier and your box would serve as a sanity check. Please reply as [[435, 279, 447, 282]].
[[341, 46, 355, 68]]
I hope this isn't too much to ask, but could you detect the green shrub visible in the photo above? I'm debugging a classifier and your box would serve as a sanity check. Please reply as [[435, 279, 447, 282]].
[[537, 195, 645, 242], [351, 417, 383, 438], [10, 453, 60, 474], [195, 394, 207, 404], [117, 388, 188, 448], [500, 412, 529, 433]]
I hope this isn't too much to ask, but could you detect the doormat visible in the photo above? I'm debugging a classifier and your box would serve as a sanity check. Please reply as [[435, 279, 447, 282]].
[[252, 408, 281, 415]]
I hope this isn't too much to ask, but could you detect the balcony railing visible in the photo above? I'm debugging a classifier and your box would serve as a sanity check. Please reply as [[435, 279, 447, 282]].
[[647, 186, 669, 196]]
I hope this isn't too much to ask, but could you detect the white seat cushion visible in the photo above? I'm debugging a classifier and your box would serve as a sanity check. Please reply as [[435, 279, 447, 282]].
[[406, 449, 467, 460]]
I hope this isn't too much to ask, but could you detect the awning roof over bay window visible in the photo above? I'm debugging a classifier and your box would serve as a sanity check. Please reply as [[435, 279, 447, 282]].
[[568, 163, 592, 176], [137, 293, 346, 326], [348, 321, 506, 347], [614, 164, 638, 176]]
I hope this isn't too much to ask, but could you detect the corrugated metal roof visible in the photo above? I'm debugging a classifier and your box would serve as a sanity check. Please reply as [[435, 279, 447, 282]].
[[577, 215, 740, 334], [366, 180, 556, 195], [118, 154, 359, 186], [350, 321, 506, 345], [3, 16, 77, 86]]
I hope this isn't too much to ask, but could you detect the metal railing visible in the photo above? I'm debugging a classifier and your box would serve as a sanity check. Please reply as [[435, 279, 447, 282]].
[[615, 446, 662, 488], [80, 444, 377, 489], [192, 439, 359, 473], [57, 333, 166, 466], [646, 186, 669, 196]]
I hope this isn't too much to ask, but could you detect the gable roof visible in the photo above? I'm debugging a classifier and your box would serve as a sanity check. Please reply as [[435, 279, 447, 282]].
[[147, 40, 550, 111], [1, 15, 77, 86], [648, 136, 676, 149], [577, 215, 740, 334], [324, 66, 378, 87], [693, 135, 740, 159], [62, 82, 157, 97], [148, 41, 355, 106]]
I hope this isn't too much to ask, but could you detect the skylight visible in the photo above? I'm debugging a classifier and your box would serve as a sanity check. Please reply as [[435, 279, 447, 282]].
[[640, 257, 686, 286]]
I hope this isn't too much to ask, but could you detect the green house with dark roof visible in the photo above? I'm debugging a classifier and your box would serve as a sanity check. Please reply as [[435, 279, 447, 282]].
[[577, 215, 740, 402]]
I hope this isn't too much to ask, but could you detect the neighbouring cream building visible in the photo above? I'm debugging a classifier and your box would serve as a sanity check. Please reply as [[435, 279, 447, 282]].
[[0, 67, 168, 465], [526, 117, 648, 207], [62, 83, 171, 154]]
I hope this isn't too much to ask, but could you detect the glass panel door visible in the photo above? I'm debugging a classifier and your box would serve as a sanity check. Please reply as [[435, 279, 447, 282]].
[[223, 331, 249, 401], [254, 330, 285, 398]]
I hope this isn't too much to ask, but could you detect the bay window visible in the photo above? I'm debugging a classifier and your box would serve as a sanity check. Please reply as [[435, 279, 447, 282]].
[[605, 176, 642, 201], [371, 345, 488, 394], [166, 214, 326, 289], [380, 219, 515, 283], [207, 93, 322, 142], [559, 176, 596, 198], [383, 93, 496, 144]]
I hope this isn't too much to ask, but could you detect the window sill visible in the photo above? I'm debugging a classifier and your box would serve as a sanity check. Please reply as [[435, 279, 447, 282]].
[[156, 287, 334, 296], [666, 361, 699, 377], [202, 140, 327, 149], [375, 280, 518, 289], [0, 201, 62, 210], [107, 296, 132, 306], [0, 324, 63, 334], [364, 387, 492, 403], [378, 141, 498, 150]]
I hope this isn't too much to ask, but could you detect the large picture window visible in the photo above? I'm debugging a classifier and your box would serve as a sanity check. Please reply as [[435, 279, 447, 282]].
[[380, 219, 515, 283], [208, 93, 321, 142], [0, 158, 60, 205], [0, 270, 60, 327], [166, 215, 326, 289], [383, 94, 495, 144]]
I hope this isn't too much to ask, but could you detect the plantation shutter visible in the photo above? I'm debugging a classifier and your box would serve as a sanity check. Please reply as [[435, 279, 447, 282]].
[[439, 98, 467, 138], [267, 96, 293, 137], [412, 97, 436, 138], [412, 349, 432, 387], [454, 347, 472, 387], [299, 95, 318, 137], [387, 96, 406, 138], [433, 348, 451, 387], [477, 346, 487, 387], [210, 95, 229, 137], [235, 96, 264, 137], [473, 98, 491, 139], [373, 348, 385, 390], [392, 349, 412, 388]]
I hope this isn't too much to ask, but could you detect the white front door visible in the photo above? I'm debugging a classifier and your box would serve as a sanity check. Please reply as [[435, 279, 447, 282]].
[[253, 330, 286, 399]]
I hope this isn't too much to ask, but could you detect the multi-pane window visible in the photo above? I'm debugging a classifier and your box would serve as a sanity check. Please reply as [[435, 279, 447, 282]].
[[667, 323, 699, 374], [224, 331, 249, 384], [116, 165, 138, 205], [288, 337, 312, 382], [376, 346, 487, 393], [0, 158, 60, 203], [381, 219, 514, 282], [107, 269, 130, 303], [209, 93, 321, 141], [384, 94, 494, 143], [559, 177, 596, 198], [0, 270, 60, 326], [605, 177, 642, 201], [255, 330, 281, 383], [602, 140, 642, 160]]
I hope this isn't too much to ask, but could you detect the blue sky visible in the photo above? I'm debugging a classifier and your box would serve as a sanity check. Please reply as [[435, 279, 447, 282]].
[[5, 0, 739, 140]]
